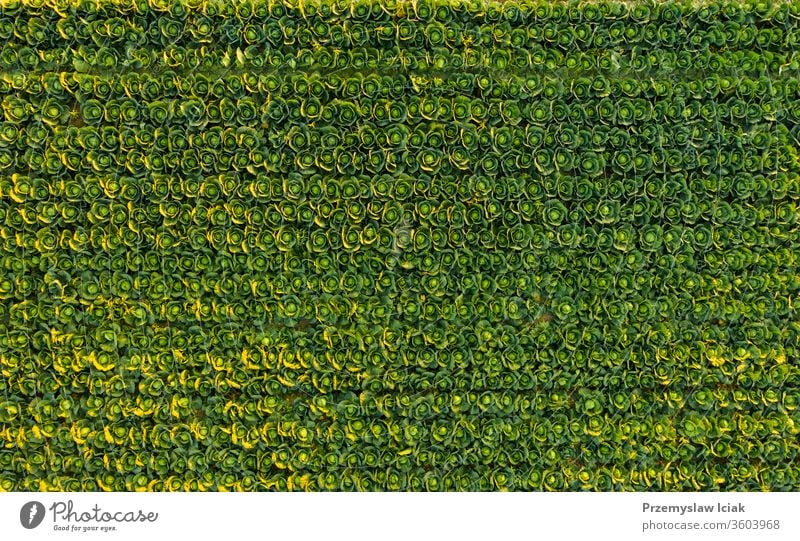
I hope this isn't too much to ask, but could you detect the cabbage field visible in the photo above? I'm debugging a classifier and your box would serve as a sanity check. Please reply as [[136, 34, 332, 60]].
[[0, 0, 798, 491]]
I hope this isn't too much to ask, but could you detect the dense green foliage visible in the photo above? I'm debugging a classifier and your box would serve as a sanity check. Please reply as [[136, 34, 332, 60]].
[[0, 0, 799, 491]]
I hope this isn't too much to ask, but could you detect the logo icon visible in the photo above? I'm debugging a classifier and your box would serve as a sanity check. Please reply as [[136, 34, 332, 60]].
[[20, 501, 45, 529]]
